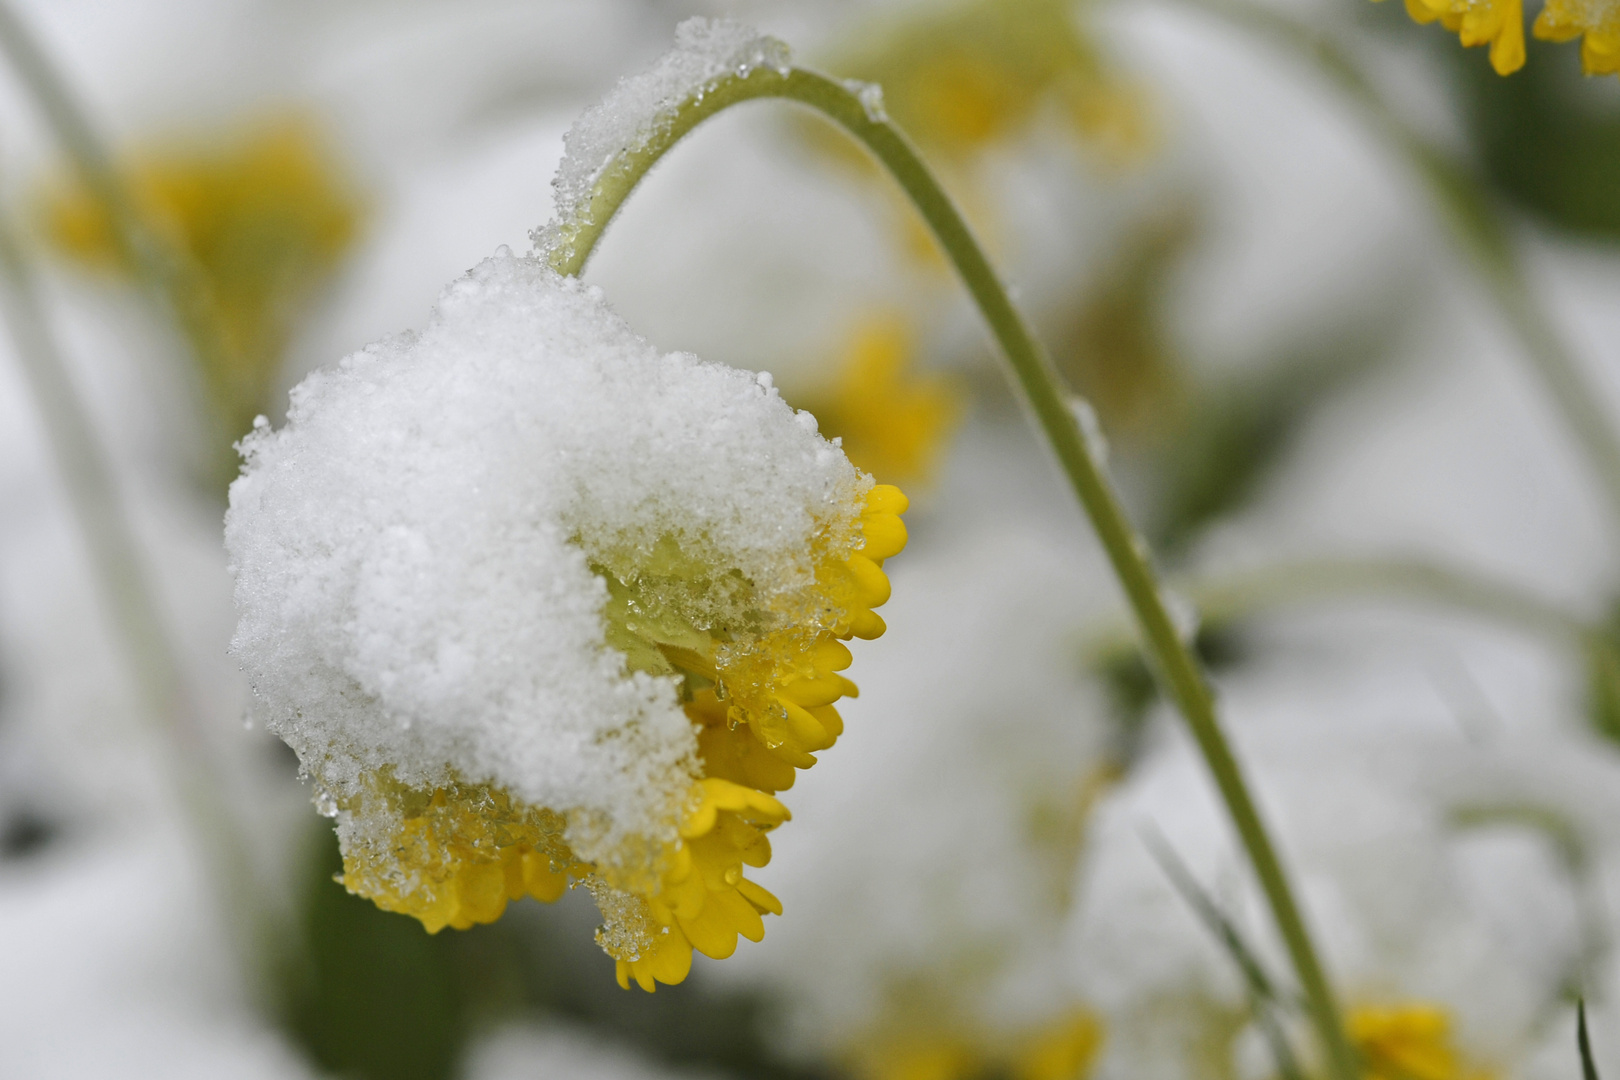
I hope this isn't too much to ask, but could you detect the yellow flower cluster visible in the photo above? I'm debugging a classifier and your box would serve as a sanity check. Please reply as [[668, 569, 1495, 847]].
[[849, 1008, 1104, 1080], [333, 484, 909, 991], [1386, 0, 1620, 77], [1348, 1002, 1496, 1080], [41, 116, 363, 437], [830, 0, 1152, 165], [335, 774, 576, 934]]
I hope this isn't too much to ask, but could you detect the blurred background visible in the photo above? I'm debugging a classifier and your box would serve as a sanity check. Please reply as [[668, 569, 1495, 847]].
[[3, 0, 1620, 1077]]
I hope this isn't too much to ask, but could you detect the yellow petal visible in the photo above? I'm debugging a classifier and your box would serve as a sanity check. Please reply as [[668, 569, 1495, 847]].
[[867, 484, 909, 514], [454, 862, 509, 926], [809, 636, 854, 673], [860, 511, 908, 561], [809, 704, 844, 740], [1404, 0, 1447, 23], [711, 884, 767, 943], [780, 698, 836, 751], [647, 929, 694, 986], [521, 850, 568, 903], [736, 877, 783, 917], [847, 609, 887, 640], [679, 895, 741, 960], [740, 833, 772, 869], [780, 675, 847, 708], [846, 554, 892, 607]]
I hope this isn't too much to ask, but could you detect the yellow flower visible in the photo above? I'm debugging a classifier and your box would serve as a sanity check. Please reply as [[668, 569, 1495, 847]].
[[40, 114, 363, 438], [1385, 0, 1526, 74], [228, 254, 899, 992], [848, 1008, 1104, 1080], [1348, 1002, 1495, 1080], [829, 0, 1153, 166], [333, 483, 910, 992], [1533, 0, 1620, 75], [797, 315, 964, 488], [1012, 1011, 1107, 1080]]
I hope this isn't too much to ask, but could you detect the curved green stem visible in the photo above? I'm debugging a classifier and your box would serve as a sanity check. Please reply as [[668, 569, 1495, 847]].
[[544, 63, 1358, 1080], [1184, 0, 1620, 527]]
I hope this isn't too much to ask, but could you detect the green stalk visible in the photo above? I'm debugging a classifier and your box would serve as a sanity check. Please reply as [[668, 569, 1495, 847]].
[[545, 63, 1359, 1080], [0, 217, 272, 1001], [0, 0, 237, 475], [1186, 0, 1620, 526]]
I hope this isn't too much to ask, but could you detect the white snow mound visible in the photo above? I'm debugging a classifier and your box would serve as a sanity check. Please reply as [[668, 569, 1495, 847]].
[[224, 253, 864, 854]]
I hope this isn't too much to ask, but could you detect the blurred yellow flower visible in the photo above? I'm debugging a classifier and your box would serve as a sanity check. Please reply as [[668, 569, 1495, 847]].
[[1382, 0, 1526, 74], [336, 485, 910, 992], [800, 315, 963, 488], [831, 0, 1153, 166], [853, 1034, 980, 1080], [41, 115, 363, 439], [1533, 0, 1620, 75], [1014, 1011, 1107, 1080], [1348, 1003, 1495, 1080], [849, 1007, 1104, 1080]]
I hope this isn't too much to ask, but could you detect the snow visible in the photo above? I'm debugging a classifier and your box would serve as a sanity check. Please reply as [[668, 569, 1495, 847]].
[[226, 252, 866, 863], [540, 18, 790, 258]]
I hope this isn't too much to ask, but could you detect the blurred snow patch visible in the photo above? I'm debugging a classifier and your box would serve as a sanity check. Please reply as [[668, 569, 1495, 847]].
[[463, 1023, 720, 1080]]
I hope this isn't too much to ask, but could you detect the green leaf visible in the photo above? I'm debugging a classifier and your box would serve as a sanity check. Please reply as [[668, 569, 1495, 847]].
[[1585, 626, 1620, 749], [1142, 828, 1310, 1080], [1581, 1000, 1602, 1080], [277, 824, 477, 1080]]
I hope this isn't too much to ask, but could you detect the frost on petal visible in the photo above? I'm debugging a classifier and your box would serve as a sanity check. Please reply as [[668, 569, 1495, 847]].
[[537, 18, 790, 259], [223, 252, 867, 870]]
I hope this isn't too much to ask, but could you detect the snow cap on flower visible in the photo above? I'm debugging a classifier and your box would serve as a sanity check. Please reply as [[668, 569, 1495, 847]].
[[225, 250, 903, 987], [228, 250, 863, 843]]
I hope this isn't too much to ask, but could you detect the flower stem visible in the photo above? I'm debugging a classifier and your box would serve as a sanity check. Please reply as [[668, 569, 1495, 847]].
[[0, 216, 275, 1002], [1185, 0, 1620, 527], [0, 0, 238, 480], [545, 64, 1359, 1080]]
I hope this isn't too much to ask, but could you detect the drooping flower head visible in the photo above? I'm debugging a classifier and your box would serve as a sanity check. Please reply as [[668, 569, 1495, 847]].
[[225, 253, 904, 990]]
